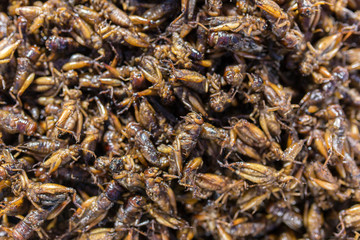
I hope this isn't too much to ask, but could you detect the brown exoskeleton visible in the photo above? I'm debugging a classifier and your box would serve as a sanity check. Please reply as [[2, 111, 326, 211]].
[[145, 204, 188, 230], [230, 217, 267, 238], [16, 139, 66, 159], [193, 173, 246, 204], [1, 207, 56, 240], [300, 30, 352, 76], [9, 45, 41, 105], [169, 32, 204, 69], [80, 97, 107, 161], [144, 167, 177, 215], [296, 0, 325, 33], [40, 144, 93, 174], [315, 104, 347, 166], [0, 149, 34, 180], [222, 162, 296, 186], [55, 88, 86, 142], [0, 106, 37, 136], [123, 122, 164, 168], [90, 0, 133, 28], [0, 34, 20, 64], [45, 35, 80, 53], [171, 112, 203, 175], [77, 228, 119, 240], [69, 180, 123, 233], [12, 170, 77, 220], [96, 21, 150, 48], [304, 202, 325, 240], [338, 204, 360, 237], [256, 0, 305, 49], [208, 31, 264, 55], [115, 195, 147, 229], [231, 118, 270, 149], [207, 15, 267, 36], [266, 200, 303, 231]]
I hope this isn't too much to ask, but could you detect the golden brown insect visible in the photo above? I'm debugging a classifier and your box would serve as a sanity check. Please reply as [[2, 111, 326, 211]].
[[96, 21, 149, 48], [170, 32, 203, 68], [0, 0, 360, 238], [69, 180, 123, 232], [232, 118, 269, 148], [15, 0, 65, 33], [123, 122, 163, 167], [55, 88, 85, 142], [173, 86, 208, 116], [16, 139, 66, 159], [33, 67, 78, 96], [0, 149, 34, 180], [200, 121, 262, 161], [194, 173, 245, 203], [80, 97, 107, 160], [207, 15, 267, 36], [255, 0, 304, 48], [171, 112, 203, 175], [0, 195, 28, 218], [261, 77, 297, 118], [12, 170, 77, 220], [223, 162, 295, 186], [206, 0, 223, 16], [170, 67, 207, 84], [9, 45, 42, 104], [300, 31, 349, 76], [236, 187, 272, 212], [62, 54, 103, 72], [40, 144, 85, 174], [90, 0, 133, 28], [179, 157, 203, 188], [338, 204, 360, 236], [113, 170, 146, 193], [74, 4, 103, 26], [223, 63, 246, 89], [206, 73, 235, 113], [0, 34, 20, 64], [144, 167, 177, 215], [142, 0, 178, 27], [145, 204, 188, 230], [315, 104, 347, 165], [117, 56, 175, 110]]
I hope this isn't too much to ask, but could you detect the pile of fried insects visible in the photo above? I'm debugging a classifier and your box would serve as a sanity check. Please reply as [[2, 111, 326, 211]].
[[0, 0, 360, 239]]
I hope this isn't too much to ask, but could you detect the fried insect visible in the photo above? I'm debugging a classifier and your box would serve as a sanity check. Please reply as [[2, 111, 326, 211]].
[[12, 170, 77, 220], [144, 167, 177, 215], [223, 162, 295, 186], [55, 88, 85, 142], [115, 195, 146, 229], [1, 0, 360, 239], [69, 180, 123, 232], [0, 107, 37, 136], [1, 208, 54, 240], [90, 0, 133, 28]]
